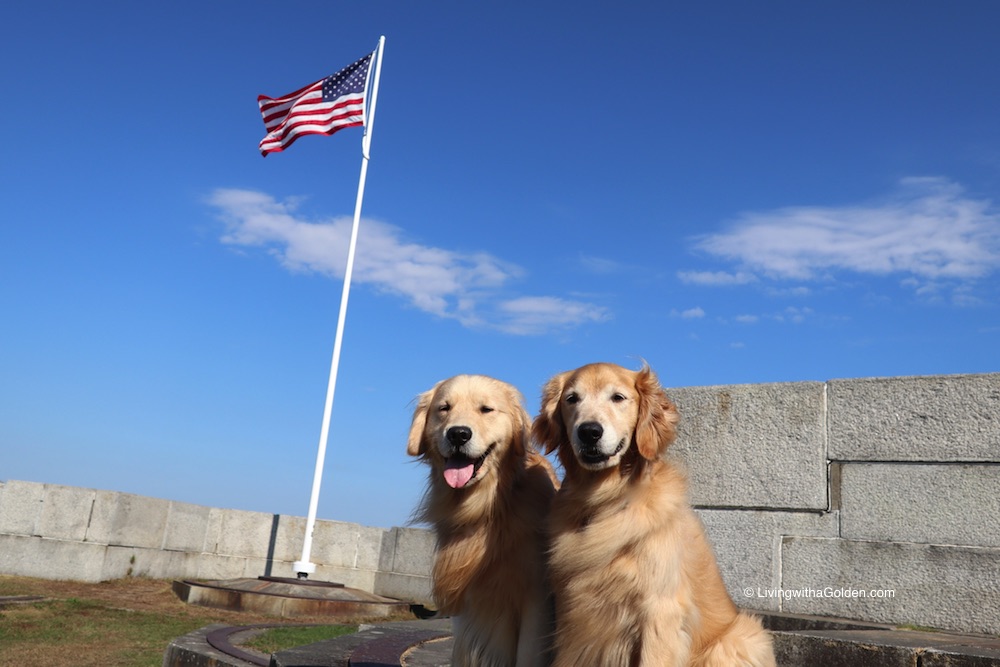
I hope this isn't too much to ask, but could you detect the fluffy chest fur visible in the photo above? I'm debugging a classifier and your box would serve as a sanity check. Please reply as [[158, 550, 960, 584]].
[[549, 462, 691, 606], [548, 462, 729, 666]]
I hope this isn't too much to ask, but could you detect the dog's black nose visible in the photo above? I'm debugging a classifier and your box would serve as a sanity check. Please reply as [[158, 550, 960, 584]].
[[446, 426, 473, 447], [577, 421, 603, 445]]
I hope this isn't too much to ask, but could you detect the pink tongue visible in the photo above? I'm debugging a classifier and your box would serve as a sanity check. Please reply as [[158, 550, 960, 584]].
[[443, 460, 475, 488]]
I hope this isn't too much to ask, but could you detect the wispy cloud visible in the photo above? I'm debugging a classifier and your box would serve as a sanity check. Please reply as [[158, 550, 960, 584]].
[[687, 177, 1000, 299], [671, 307, 706, 319], [493, 296, 610, 335], [207, 188, 607, 335], [677, 270, 758, 286]]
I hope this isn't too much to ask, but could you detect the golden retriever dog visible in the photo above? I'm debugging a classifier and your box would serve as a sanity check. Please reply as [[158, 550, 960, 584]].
[[408, 374, 559, 667], [532, 362, 775, 667]]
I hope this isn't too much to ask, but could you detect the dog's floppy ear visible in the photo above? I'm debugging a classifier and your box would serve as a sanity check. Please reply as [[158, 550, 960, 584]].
[[531, 371, 570, 455], [499, 381, 531, 457], [407, 384, 439, 457], [634, 365, 679, 460], [508, 389, 531, 457]]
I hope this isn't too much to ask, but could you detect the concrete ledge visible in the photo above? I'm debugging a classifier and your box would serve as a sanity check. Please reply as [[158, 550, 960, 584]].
[[165, 615, 1000, 667], [772, 628, 1000, 667], [163, 623, 259, 667]]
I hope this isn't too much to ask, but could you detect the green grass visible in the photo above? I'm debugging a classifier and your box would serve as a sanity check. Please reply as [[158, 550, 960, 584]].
[[242, 624, 358, 654], [0, 598, 211, 667], [0, 576, 393, 666]]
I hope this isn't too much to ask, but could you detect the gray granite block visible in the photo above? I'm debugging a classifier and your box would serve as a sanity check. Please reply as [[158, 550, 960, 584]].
[[162, 500, 213, 552], [697, 508, 840, 612], [781, 536, 1000, 636], [669, 382, 828, 510], [36, 484, 95, 541], [840, 463, 1000, 547], [827, 374, 1000, 462], [0, 480, 44, 536]]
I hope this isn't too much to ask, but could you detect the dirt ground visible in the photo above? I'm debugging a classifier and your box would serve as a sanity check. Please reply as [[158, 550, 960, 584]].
[[0, 575, 412, 623], [5, 576, 211, 615], [0, 575, 410, 666]]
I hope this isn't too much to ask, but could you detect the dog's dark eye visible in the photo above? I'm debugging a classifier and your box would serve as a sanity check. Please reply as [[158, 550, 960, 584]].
[[565, 392, 579, 405], [479, 405, 495, 414], [437, 403, 451, 412], [611, 393, 627, 403]]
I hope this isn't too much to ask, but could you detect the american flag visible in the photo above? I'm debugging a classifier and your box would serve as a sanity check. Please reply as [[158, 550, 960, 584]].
[[258, 52, 373, 156]]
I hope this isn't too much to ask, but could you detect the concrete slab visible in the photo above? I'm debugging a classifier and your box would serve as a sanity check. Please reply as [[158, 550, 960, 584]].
[[173, 577, 411, 619], [310, 520, 366, 570], [372, 527, 434, 604], [0, 534, 107, 582], [372, 570, 433, 607], [841, 463, 1000, 547], [696, 508, 840, 612], [36, 484, 95, 541], [213, 508, 277, 559], [195, 553, 265, 581], [781, 536, 1000, 636], [83, 489, 120, 543], [669, 382, 828, 510], [93, 491, 170, 549], [827, 374, 1000, 462], [102, 545, 203, 580], [773, 628, 1000, 667], [163, 500, 214, 552], [0, 480, 44, 536], [379, 527, 435, 576]]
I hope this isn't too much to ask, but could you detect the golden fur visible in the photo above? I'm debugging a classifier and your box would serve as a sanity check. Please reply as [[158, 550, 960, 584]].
[[409, 374, 558, 667], [532, 363, 775, 667]]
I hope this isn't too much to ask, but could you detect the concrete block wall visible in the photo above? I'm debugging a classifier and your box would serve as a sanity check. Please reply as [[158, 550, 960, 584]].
[[1, 372, 997, 635], [0, 480, 434, 603], [668, 372, 1000, 637]]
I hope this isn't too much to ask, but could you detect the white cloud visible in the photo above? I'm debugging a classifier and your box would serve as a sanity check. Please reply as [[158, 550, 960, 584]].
[[775, 306, 813, 324], [208, 188, 606, 335], [677, 270, 758, 286], [493, 297, 610, 335], [671, 306, 706, 319], [693, 178, 1000, 283], [578, 254, 625, 275]]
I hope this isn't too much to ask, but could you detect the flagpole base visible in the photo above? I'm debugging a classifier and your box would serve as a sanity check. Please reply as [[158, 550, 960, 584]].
[[293, 560, 316, 579]]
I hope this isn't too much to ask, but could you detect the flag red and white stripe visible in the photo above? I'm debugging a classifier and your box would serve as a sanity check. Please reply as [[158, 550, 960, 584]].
[[257, 52, 373, 156]]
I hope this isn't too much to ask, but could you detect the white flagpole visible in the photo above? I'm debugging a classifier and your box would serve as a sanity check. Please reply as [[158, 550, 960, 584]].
[[294, 35, 386, 578]]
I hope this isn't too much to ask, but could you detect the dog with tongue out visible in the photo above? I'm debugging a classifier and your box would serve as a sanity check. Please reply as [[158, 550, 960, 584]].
[[408, 374, 559, 667]]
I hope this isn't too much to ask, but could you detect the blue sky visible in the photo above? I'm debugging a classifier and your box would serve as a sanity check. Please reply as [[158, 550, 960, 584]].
[[2, 2, 998, 530]]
